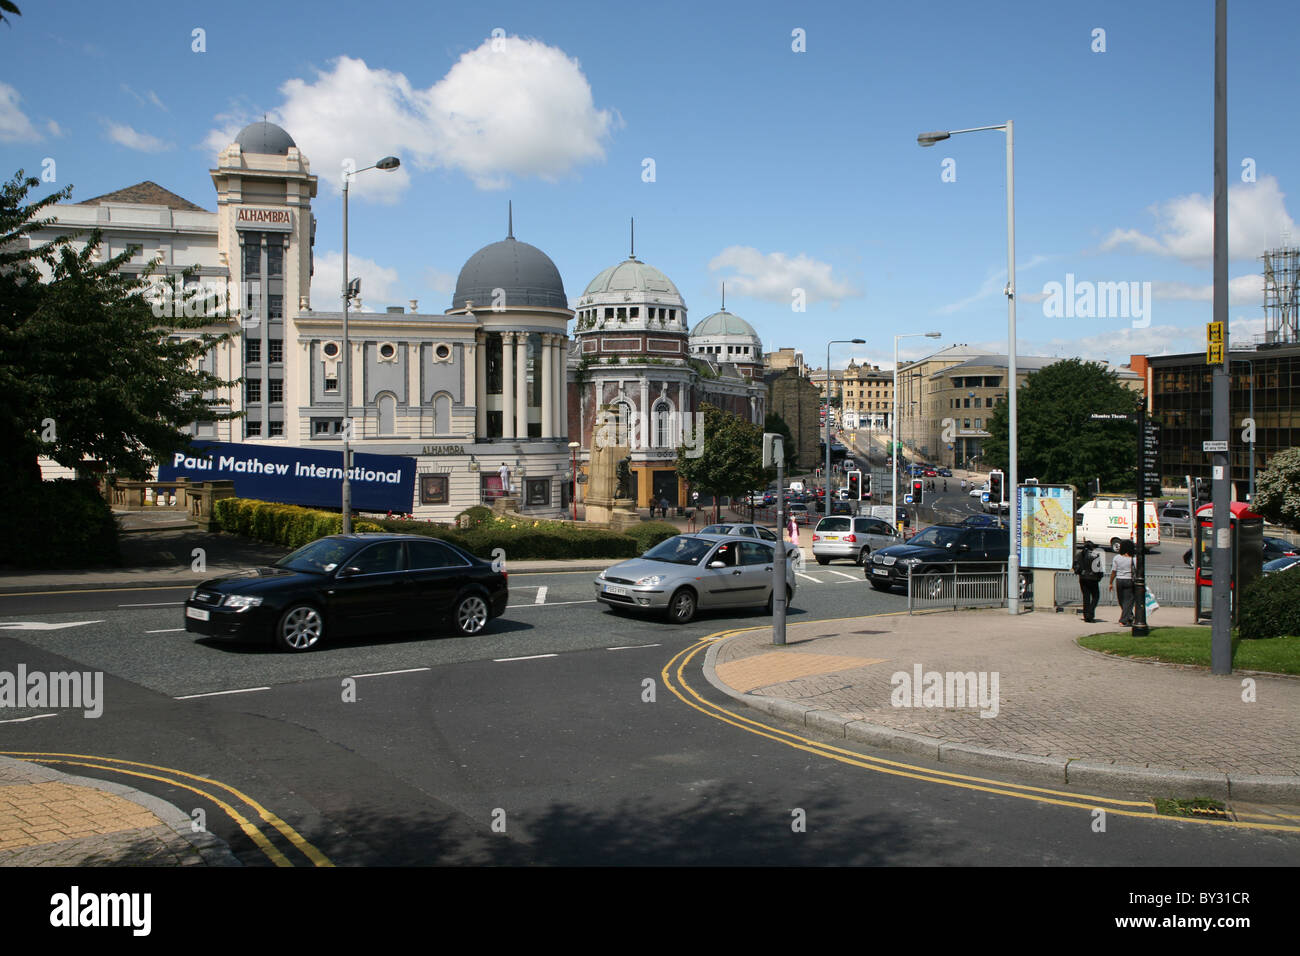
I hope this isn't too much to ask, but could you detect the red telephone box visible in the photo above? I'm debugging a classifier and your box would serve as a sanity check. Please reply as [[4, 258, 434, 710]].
[[1193, 502, 1264, 624]]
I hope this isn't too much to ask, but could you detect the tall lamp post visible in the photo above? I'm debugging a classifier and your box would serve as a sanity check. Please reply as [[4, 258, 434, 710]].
[[893, 332, 941, 529], [826, 338, 865, 519], [341, 156, 401, 533], [919, 121, 1017, 612], [568, 441, 580, 520]]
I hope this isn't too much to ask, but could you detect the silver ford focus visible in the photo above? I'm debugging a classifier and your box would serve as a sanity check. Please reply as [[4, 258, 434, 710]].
[[595, 534, 797, 624]]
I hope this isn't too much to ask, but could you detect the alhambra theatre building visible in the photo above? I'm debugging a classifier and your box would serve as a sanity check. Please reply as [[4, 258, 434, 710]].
[[32, 120, 766, 518]]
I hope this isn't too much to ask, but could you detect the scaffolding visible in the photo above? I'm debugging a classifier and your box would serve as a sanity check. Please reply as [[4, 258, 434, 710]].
[[1261, 246, 1299, 345]]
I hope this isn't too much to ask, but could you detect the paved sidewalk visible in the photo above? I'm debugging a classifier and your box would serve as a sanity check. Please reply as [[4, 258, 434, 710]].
[[703, 608, 1300, 802], [0, 756, 238, 866]]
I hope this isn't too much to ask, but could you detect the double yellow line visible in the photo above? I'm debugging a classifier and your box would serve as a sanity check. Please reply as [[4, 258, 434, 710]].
[[662, 625, 1300, 834], [1, 751, 333, 866]]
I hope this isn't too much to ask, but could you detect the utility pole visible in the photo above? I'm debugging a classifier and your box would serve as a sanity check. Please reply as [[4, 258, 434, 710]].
[[1210, 0, 1231, 674]]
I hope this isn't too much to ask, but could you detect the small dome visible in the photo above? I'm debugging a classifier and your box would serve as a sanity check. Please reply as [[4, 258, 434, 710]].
[[235, 121, 296, 156], [452, 237, 567, 311], [691, 309, 760, 340], [582, 258, 683, 303]]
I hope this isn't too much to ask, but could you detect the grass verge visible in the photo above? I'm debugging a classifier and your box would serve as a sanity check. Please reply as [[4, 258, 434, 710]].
[[1078, 626, 1300, 676]]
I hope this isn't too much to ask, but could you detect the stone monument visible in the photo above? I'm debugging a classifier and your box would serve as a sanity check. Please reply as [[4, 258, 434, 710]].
[[584, 414, 639, 530]]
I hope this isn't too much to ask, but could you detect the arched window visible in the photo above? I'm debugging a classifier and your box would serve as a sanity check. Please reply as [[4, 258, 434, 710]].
[[377, 393, 397, 436], [653, 400, 673, 448], [434, 393, 452, 435]]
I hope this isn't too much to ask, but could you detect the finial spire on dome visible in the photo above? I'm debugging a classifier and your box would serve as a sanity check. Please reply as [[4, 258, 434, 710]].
[[721, 281, 726, 312], [629, 217, 635, 259], [507, 201, 513, 239]]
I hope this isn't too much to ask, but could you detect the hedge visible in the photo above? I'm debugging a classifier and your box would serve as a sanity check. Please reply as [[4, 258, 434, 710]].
[[1, 479, 119, 569], [1239, 570, 1300, 640], [210, 498, 681, 561]]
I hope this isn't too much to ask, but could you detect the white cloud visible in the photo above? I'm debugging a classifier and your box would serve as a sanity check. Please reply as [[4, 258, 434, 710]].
[[206, 39, 615, 200], [311, 250, 400, 312], [1152, 274, 1263, 305], [45, 119, 63, 137], [122, 85, 168, 112], [1100, 177, 1296, 263], [937, 255, 1051, 314], [0, 82, 41, 142], [423, 268, 456, 296], [104, 122, 171, 152], [708, 245, 860, 306]]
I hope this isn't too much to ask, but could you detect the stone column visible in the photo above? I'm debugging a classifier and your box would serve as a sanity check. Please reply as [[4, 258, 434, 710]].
[[639, 377, 650, 450], [540, 333, 554, 439], [502, 331, 515, 439], [515, 332, 528, 441], [473, 334, 486, 437]]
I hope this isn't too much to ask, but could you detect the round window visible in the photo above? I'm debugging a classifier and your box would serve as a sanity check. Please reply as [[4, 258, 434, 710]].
[[322, 342, 340, 358], [435, 344, 451, 360], [379, 343, 396, 359]]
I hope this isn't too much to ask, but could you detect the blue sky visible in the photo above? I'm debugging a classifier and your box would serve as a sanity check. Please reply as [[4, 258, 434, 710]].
[[3, 0, 1297, 371]]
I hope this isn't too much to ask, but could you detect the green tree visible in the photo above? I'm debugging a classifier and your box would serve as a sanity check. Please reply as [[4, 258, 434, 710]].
[[676, 403, 766, 505], [981, 358, 1141, 493], [0, 171, 238, 492], [1252, 447, 1300, 532]]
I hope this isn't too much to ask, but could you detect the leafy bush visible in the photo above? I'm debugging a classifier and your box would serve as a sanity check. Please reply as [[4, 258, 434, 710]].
[[625, 521, 680, 553], [211, 499, 381, 550], [1239, 569, 1300, 639], [456, 505, 495, 530], [2, 480, 119, 568]]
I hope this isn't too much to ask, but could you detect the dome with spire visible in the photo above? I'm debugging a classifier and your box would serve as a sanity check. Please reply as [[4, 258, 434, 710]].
[[234, 121, 296, 156], [451, 207, 567, 312], [690, 302, 763, 369]]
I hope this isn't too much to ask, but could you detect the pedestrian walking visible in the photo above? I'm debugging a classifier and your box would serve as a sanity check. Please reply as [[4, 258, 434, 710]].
[[786, 511, 799, 544], [659, 496, 670, 520], [1074, 540, 1104, 623], [961, 479, 967, 492], [1109, 539, 1136, 626]]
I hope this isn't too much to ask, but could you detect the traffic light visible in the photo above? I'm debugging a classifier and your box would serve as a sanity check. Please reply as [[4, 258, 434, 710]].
[[1194, 477, 1210, 504], [989, 471, 1004, 504], [911, 478, 924, 505], [847, 471, 862, 500], [1088, 478, 1101, 497]]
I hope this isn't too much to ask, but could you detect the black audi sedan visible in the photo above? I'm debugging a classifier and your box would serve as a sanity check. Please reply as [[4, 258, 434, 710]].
[[183, 534, 508, 652]]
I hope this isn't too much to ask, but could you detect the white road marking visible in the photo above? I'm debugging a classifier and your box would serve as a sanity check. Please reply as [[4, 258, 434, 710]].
[[174, 686, 271, 700], [826, 570, 860, 581], [118, 602, 184, 607], [505, 599, 596, 609], [0, 713, 57, 724], [0, 620, 104, 630], [494, 653, 558, 662], [795, 573, 821, 583], [146, 628, 185, 634], [607, 643, 661, 650], [352, 667, 431, 679], [534, 586, 548, 605]]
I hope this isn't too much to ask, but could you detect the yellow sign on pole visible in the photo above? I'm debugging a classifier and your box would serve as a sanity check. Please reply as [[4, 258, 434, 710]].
[[1206, 321, 1225, 365]]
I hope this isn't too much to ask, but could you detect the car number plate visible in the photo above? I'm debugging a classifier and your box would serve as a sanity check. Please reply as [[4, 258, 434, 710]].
[[824, 535, 839, 541], [604, 585, 629, 596], [872, 568, 890, 577], [186, 607, 210, 621]]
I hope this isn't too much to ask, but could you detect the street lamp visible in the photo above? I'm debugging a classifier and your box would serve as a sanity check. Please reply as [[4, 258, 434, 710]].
[[919, 120, 1017, 613], [341, 156, 400, 533], [826, 338, 866, 518], [893, 332, 941, 528], [568, 441, 580, 520]]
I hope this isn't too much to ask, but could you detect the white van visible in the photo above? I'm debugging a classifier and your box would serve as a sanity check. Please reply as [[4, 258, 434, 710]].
[[1075, 497, 1160, 552], [787, 481, 806, 494]]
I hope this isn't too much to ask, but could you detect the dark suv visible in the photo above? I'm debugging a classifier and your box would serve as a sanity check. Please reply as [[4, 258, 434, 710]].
[[865, 524, 1010, 592]]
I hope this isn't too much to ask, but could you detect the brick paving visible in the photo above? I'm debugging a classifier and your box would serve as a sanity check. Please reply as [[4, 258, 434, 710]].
[[709, 609, 1300, 778]]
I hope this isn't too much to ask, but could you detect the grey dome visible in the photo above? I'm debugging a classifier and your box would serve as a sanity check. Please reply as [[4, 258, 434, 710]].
[[235, 121, 296, 156], [452, 237, 567, 311]]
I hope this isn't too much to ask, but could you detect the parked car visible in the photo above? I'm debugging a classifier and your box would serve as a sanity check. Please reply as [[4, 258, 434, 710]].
[[595, 534, 797, 623], [787, 503, 813, 524], [959, 513, 1000, 528], [1159, 504, 1192, 537], [970, 483, 988, 498], [183, 534, 509, 652], [938, 467, 953, 477], [698, 523, 799, 558], [811, 515, 903, 565], [1262, 555, 1300, 575], [1263, 536, 1300, 559], [865, 524, 1011, 595]]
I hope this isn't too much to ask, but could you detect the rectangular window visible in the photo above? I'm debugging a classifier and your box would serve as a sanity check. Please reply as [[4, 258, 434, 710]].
[[245, 420, 262, 437], [526, 478, 551, 506], [245, 340, 261, 363], [324, 377, 338, 393], [975, 418, 982, 429], [268, 421, 283, 437], [246, 381, 261, 403], [269, 295, 283, 320], [312, 418, 343, 437], [242, 239, 261, 277], [269, 380, 283, 403], [269, 339, 283, 363], [266, 243, 283, 277], [630, 307, 639, 318]]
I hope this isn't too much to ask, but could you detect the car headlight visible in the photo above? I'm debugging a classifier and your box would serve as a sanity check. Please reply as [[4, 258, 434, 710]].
[[222, 594, 263, 610], [635, 574, 663, 586], [900, 557, 922, 568], [598, 569, 607, 580]]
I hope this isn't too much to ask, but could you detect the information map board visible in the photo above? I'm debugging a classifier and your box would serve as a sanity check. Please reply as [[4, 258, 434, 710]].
[[1017, 484, 1077, 570]]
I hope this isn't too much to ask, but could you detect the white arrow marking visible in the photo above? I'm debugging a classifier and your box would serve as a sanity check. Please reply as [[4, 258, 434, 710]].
[[0, 621, 104, 631]]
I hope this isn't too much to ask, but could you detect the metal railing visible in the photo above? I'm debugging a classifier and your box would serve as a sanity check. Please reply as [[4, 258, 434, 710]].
[[1052, 570, 1195, 608], [907, 569, 1010, 613]]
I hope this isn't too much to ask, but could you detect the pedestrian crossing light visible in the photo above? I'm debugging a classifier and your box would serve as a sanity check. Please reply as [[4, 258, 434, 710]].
[[848, 470, 862, 500], [989, 471, 1004, 504], [911, 478, 924, 505]]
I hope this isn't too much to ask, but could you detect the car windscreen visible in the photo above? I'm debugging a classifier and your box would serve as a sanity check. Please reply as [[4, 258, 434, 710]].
[[699, 525, 734, 535], [275, 538, 355, 573], [643, 536, 714, 565], [907, 527, 965, 549], [816, 517, 851, 532]]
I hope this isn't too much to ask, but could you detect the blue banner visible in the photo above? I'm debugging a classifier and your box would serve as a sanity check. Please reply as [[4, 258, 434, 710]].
[[157, 441, 417, 514]]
